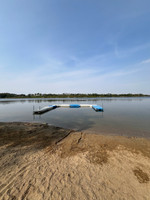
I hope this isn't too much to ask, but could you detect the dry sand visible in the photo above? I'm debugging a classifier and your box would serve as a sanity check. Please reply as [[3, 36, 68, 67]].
[[0, 122, 150, 200]]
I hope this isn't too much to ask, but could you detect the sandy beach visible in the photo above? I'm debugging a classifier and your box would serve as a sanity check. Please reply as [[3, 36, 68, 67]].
[[0, 122, 150, 200]]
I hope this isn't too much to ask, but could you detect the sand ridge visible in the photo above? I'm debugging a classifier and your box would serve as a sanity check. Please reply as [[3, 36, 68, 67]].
[[0, 122, 150, 200]]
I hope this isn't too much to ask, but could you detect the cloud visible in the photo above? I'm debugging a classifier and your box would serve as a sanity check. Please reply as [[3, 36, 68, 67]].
[[141, 59, 150, 64], [0, 62, 143, 94], [113, 43, 150, 59], [0, 46, 149, 94]]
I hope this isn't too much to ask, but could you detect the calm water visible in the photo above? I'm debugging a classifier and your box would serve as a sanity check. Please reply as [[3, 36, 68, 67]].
[[0, 97, 150, 138]]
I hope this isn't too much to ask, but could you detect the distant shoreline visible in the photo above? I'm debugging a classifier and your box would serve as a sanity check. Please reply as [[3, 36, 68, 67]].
[[0, 93, 150, 98]]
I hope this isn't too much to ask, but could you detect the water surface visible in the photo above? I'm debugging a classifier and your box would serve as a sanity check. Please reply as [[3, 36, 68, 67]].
[[0, 97, 150, 138]]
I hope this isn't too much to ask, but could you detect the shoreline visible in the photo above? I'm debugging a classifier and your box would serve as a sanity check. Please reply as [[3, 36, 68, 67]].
[[0, 122, 150, 200]]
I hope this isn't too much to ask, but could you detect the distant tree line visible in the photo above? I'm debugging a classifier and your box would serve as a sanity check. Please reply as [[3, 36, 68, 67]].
[[0, 93, 149, 98]]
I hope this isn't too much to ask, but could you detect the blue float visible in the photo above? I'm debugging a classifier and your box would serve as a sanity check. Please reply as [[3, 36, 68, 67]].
[[69, 104, 80, 108], [92, 105, 104, 112]]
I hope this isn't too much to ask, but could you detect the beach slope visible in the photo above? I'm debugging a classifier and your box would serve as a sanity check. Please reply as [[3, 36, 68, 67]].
[[0, 122, 150, 200]]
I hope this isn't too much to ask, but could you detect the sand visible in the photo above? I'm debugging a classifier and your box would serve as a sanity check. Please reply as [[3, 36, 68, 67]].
[[0, 122, 150, 200]]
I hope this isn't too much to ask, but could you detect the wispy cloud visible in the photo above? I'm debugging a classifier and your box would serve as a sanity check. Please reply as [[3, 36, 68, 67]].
[[0, 60, 143, 94], [113, 43, 150, 59], [140, 59, 150, 64]]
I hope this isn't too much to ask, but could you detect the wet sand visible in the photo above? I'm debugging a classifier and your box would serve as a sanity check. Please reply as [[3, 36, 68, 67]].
[[0, 122, 150, 200]]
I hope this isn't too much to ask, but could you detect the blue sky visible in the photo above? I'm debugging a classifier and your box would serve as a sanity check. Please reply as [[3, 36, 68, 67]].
[[0, 0, 150, 94]]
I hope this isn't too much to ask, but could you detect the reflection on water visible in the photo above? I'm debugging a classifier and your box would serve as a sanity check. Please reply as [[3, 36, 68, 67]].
[[0, 97, 150, 138], [0, 97, 145, 104]]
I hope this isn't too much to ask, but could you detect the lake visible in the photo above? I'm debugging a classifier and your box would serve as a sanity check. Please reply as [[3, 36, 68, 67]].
[[0, 97, 150, 138]]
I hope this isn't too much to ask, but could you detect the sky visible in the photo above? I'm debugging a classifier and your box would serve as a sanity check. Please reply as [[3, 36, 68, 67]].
[[0, 0, 150, 94]]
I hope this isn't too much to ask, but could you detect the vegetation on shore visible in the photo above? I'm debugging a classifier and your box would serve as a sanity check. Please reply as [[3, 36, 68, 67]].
[[0, 93, 149, 98]]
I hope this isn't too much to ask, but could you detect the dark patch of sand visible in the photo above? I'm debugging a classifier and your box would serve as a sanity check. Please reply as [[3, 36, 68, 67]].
[[133, 167, 149, 183]]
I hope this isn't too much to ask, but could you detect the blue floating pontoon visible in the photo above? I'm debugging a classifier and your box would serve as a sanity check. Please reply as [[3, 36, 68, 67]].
[[92, 105, 104, 112], [69, 104, 80, 108]]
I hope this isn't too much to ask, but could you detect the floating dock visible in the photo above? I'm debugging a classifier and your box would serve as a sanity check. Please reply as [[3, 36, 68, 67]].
[[33, 104, 103, 114]]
